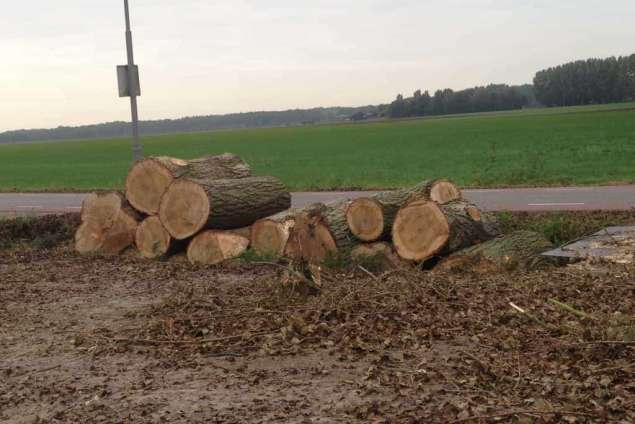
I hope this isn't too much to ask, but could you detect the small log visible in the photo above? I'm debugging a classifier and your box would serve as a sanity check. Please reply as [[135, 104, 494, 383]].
[[347, 179, 461, 242], [251, 210, 296, 256], [284, 209, 337, 264], [135, 216, 182, 259], [187, 230, 250, 266], [125, 153, 252, 215], [159, 176, 291, 240], [351, 242, 409, 271], [75, 192, 140, 255], [392, 200, 494, 261], [437, 230, 554, 272]]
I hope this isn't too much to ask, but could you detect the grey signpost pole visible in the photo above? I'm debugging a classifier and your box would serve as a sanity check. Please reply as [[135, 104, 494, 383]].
[[123, 0, 143, 161]]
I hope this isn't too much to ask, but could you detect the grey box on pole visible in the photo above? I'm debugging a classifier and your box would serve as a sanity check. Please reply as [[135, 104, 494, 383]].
[[117, 65, 141, 97]]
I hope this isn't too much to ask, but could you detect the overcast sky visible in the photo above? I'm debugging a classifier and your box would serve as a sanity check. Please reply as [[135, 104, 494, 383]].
[[1, 0, 634, 132]]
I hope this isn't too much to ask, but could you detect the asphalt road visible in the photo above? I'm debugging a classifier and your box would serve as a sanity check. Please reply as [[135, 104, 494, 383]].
[[0, 185, 634, 216]]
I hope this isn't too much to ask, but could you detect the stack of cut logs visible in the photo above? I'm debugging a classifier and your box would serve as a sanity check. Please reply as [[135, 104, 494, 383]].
[[75, 153, 550, 269]]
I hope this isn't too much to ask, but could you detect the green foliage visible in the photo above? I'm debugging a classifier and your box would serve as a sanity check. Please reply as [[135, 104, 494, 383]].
[[239, 249, 281, 264], [388, 84, 530, 118], [0, 103, 634, 192], [497, 211, 635, 246], [0, 214, 79, 250], [534, 54, 635, 107]]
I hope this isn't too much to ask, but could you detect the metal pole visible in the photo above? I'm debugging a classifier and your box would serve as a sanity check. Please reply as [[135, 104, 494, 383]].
[[124, 0, 143, 161]]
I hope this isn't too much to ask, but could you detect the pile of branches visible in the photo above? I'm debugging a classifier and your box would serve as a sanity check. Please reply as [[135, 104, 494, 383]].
[[75, 153, 552, 270]]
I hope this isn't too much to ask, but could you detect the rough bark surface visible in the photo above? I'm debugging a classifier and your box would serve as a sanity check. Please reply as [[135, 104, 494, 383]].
[[438, 230, 554, 272], [159, 176, 291, 239], [440, 200, 498, 254], [125, 153, 251, 215], [348, 179, 462, 242], [316, 201, 357, 250]]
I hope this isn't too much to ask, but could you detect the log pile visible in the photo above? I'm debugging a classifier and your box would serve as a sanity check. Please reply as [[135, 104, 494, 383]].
[[76, 153, 549, 271]]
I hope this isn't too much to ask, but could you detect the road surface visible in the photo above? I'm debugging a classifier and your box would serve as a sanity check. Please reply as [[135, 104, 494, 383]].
[[1, 186, 634, 216]]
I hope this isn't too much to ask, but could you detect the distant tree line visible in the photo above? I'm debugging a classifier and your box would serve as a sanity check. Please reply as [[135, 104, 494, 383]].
[[386, 84, 533, 118], [0, 106, 380, 144], [533, 54, 635, 106]]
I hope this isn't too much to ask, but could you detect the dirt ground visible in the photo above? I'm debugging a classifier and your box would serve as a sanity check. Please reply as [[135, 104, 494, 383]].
[[1, 240, 634, 424]]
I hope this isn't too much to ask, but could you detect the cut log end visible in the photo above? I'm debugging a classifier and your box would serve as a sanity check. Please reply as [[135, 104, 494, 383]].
[[251, 218, 293, 256], [125, 158, 175, 215], [285, 212, 337, 264], [81, 192, 126, 228], [135, 216, 172, 259], [351, 242, 408, 271], [159, 179, 210, 240], [346, 198, 384, 242], [429, 180, 461, 204], [75, 209, 138, 256], [187, 231, 249, 266], [392, 200, 449, 261]]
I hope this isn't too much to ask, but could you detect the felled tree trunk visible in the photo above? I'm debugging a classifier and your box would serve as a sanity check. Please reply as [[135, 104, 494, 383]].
[[347, 179, 461, 242], [125, 153, 252, 215], [187, 230, 250, 266], [284, 209, 337, 264], [159, 176, 291, 239], [135, 216, 187, 259], [75, 192, 140, 255], [250, 210, 297, 257], [437, 230, 554, 272], [351, 242, 409, 271], [392, 200, 494, 262]]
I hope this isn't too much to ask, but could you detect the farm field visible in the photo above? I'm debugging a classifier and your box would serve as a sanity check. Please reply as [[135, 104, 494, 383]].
[[0, 102, 634, 192]]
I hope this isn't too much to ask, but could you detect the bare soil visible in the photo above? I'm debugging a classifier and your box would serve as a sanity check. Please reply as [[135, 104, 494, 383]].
[[1, 241, 634, 423]]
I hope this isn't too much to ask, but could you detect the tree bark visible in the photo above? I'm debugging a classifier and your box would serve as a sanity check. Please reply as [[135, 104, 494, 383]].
[[347, 179, 461, 242], [392, 200, 494, 262], [437, 230, 554, 272], [125, 153, 252, 215], [187, 230, 250, 266], [75, 192, 140, 255], [159, 176, 291, 240]]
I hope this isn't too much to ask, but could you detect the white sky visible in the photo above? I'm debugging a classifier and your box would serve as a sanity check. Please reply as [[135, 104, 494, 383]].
[[1, 0, 634, 132]]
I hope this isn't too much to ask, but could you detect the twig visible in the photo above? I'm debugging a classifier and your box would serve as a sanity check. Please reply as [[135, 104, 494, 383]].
[[358, 265, 379, 281], [548, 298, 597, 321], [450, 409, 597, 423], [12, 364, 61, 378], [509, 302, 553, 330], [110, 331, 273, 346]]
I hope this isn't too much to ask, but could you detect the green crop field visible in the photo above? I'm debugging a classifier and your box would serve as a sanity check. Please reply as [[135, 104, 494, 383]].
[[1, 103, 634, 192]]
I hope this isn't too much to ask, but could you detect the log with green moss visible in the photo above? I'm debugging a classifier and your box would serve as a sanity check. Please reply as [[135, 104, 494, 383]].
[[438, 230, 555, 272]]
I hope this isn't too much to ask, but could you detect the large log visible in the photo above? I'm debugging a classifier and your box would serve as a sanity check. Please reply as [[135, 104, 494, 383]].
[[347, 180, 461, 242], [437, 230, 554, 272], [187, 230, 250, 266], [75, 192, 139, 255], [159, 176, 291, 240], [125, 154, 252, 215], [392, 200, 495, 262]]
